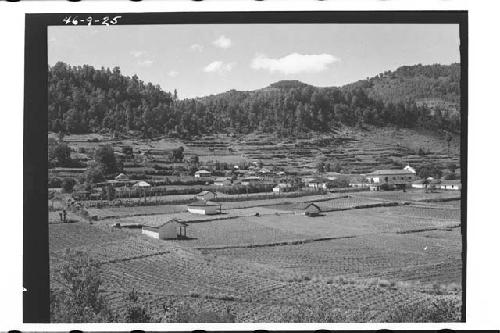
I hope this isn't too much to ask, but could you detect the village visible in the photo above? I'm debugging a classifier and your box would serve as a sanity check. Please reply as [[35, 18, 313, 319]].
[[47, 131, 462, 321]]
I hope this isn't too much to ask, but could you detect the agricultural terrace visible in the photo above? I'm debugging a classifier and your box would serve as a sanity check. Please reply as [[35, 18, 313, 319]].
[[48, 131, 462, 322]]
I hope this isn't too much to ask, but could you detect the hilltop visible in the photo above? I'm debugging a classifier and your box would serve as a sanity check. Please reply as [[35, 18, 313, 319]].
[[48, 62, 461, 138]]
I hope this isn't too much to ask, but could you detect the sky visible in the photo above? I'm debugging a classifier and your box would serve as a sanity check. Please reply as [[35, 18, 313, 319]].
[[48, 24, 460, 99]]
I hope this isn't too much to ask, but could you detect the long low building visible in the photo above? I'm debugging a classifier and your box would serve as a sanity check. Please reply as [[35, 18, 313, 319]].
[[440, 180, 462, 190], [365, 166, 417, 190], [187, 201, 221, 215]]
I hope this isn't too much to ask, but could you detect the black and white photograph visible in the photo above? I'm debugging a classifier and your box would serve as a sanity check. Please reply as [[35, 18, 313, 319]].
[[21, 10, 469, 324]]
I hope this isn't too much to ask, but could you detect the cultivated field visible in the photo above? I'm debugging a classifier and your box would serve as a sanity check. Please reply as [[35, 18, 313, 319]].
[[49, 189, 462, 322], [48, 130, 463, 322]]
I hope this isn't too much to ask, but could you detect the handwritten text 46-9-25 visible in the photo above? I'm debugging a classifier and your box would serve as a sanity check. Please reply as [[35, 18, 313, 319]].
[[62, 16, 122, 26]]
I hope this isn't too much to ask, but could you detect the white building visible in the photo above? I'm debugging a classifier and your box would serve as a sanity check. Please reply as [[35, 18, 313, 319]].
[[273, 183, 293, 193], [142, 219, 188, 240], [187, 201, 220, 215], [440, 180, 461, 190], [412, 179, 427, 189], [365, 168, 417, 190], [307, 177, 331, 190], [194, 170, 212, 178]]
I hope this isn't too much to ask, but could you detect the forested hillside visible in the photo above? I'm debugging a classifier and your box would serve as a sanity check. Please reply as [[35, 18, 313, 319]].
[[48, 62, 461, 138], [343, 63, 460, 110]]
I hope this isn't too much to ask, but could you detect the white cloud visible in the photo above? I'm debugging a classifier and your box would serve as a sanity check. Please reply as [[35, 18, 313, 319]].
[[168, 70, 179, 78], [137, 59, 153, 67], [130, 50, 145, 58], [213, 35, 232, 49], [203, 61, 235, 74], [190, 44, 204, 52], [251, 53, 340, 75]]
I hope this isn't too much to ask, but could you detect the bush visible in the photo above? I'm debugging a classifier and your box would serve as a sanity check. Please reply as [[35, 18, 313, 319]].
[[50, 250, 114, 322], [328, 178, 350, 188], [83, 163, 105, 185], [61, 178, 76, 193], [418, 163, 443, 179], [48, 177, 63, 188], [443, 172, 458, 180], [49, 142, 72, 166], [124, 289, 151, 323], [94, 145, 118, 174]]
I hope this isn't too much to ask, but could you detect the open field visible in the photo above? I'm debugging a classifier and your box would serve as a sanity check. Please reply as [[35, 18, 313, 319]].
[[50, 189, 462, 321], [85, 204, 187, 220]]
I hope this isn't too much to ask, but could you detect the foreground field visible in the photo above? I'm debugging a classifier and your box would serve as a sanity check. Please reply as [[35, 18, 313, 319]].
[[49, 191, 462, 322]]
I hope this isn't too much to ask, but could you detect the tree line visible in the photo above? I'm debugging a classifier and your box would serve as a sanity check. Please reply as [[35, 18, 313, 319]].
[[48, 62, 461, 139]]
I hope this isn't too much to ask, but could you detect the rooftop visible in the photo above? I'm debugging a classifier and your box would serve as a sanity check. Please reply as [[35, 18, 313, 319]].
[[441, 180, 462, 185], [188, 201, 220, 207], [367, 169, 416, 176]]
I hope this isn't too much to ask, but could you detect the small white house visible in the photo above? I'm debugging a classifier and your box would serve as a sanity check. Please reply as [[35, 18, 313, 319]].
[[307, 177, 330, 190], [412, 179, 427, 189], [142, 219, 188, 240], [194, 170, 212, 178], [273, 183, 293, 193], [187, 201, 220, 215], [440, 180, 461, 190]]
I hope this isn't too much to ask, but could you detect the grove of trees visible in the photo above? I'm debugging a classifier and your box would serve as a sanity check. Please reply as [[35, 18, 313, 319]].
[[48, 62, 461, 139]]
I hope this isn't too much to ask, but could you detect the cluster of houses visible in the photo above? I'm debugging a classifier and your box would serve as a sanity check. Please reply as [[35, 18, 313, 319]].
[[139, 164, 461, 241], [348, 165, 461, 191]]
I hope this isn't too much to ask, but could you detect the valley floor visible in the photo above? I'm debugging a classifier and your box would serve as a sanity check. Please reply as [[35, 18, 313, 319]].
[[49, 189, 462, 322]]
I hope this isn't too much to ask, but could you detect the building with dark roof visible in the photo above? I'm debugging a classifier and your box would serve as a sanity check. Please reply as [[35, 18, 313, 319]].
[[304, 203, 321, 217]]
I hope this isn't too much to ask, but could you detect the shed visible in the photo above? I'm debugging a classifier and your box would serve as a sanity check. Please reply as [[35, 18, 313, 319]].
[[142, 219, 188, 240], [195, 190, 216, 201], [187, 201, 220, 215], [304, 203, 321, 217]]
